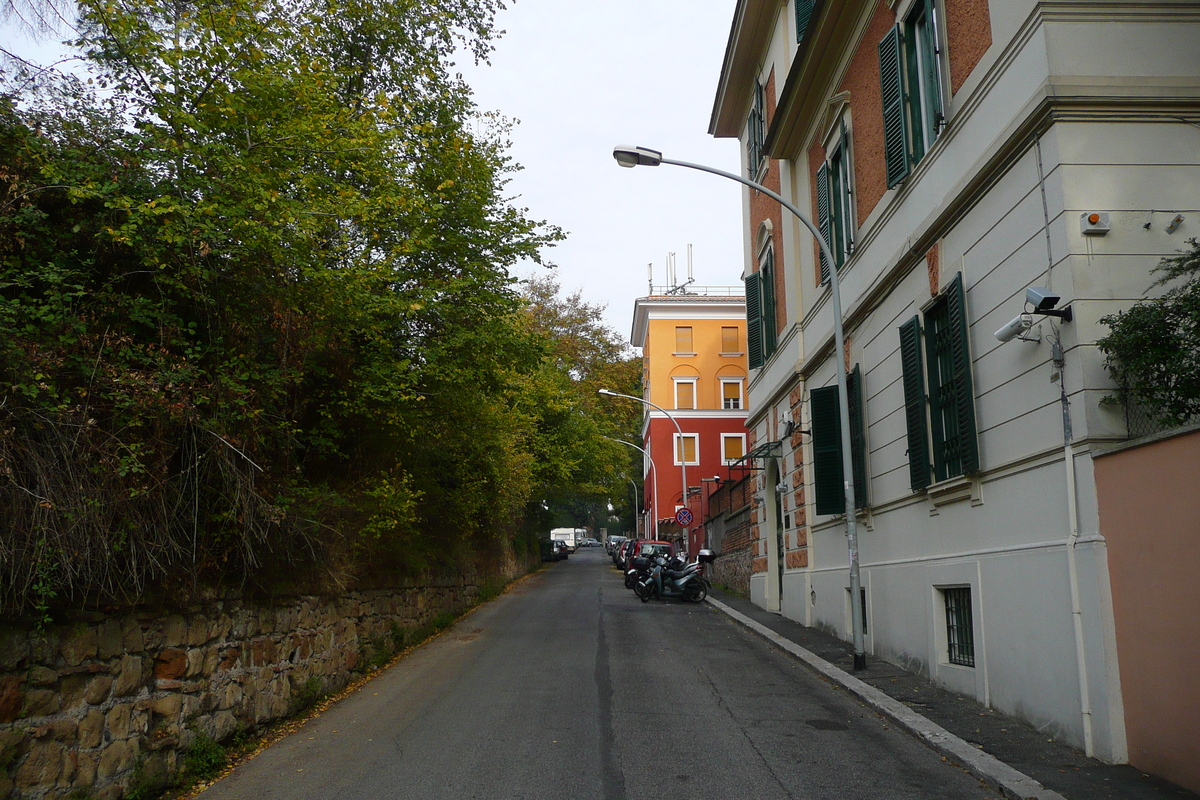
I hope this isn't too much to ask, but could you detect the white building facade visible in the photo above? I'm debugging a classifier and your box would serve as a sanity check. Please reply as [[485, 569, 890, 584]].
[[711, 0, 1200, 768]]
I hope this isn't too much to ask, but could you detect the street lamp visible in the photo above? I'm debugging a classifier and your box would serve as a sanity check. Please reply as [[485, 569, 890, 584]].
[[613, 144, 866, 670], [597, 389, 689, 543], [602, 435, 659, 537]]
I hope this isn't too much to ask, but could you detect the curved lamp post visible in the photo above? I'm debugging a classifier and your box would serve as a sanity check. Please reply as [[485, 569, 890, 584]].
[[602, 435, 659, 537], [612, 145, 865, 670], [597, 389, 688, 540]]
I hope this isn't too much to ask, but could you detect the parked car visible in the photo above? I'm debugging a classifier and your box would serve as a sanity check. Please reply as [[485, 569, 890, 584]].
[[552, 540, 569, 560], [540, 540, 559, 562], [580, 537, 601, 547], [607, 536, 627, 555]]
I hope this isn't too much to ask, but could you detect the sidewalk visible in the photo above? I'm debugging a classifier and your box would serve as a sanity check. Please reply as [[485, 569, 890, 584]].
[[706, 587, 1197, 800]]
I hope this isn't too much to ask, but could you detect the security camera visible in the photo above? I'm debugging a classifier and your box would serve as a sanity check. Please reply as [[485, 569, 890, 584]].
[[1025, 287, 1060, 313], [995, 314, 1033, 343]]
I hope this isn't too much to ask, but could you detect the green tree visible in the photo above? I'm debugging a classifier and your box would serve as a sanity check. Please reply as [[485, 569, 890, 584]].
[[0, 0, 562, 613]]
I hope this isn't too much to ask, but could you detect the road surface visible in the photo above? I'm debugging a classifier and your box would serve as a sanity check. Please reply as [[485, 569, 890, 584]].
[[199, 547, 994, 799]]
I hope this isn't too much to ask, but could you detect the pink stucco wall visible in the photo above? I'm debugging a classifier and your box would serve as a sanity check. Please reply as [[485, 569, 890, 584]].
[[1094, 427, 1200, 793]]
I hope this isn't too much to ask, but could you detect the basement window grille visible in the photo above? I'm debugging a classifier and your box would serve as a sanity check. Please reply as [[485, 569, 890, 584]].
[[943, 587, 974, 667]]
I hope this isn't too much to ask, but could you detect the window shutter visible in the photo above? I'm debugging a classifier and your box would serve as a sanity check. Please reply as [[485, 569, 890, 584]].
[[795, 0, 814, 43], [761, 252, 777, 357], [879, 24, 910, 189], [899, 315, 930, 491], [811, 385, 844, 516], [816, 162, 831, 284], [946, 273, 979, 473], [745, 272, 763, 370], [848, 365, 869, 509]]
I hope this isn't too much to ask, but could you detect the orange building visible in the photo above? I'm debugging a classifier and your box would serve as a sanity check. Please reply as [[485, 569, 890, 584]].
[[630, 290, 749, 555]]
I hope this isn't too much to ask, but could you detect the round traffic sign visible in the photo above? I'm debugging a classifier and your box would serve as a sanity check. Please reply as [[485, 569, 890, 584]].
[[675, 507, 694, 526]]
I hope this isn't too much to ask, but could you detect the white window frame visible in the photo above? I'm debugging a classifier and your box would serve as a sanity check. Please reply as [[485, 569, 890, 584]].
[[674, 433, 700, 466], [673, 377, 698, 410], [720, 379, 744, 410], [721, 433, 747, 465]]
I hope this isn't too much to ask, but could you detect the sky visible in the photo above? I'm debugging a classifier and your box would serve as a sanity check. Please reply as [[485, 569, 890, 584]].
[[457, 0, 747, 337], [2, 0, 747, 338]]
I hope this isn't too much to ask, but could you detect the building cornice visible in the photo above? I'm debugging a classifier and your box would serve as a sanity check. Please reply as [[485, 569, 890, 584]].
[[710, 0, 789, 138], [631, 296, 747, 347]]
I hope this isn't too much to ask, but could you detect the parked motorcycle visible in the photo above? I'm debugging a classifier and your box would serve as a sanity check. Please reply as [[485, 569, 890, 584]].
[[636, 550, 714, 603]]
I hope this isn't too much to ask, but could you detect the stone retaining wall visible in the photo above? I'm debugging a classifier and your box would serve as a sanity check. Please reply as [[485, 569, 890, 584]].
[[0, 561, 528, 799], [708, 545, 752, 598]]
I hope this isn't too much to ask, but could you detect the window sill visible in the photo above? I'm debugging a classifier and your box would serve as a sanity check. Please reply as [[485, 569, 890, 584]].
[[926, 474, 982, 514], [673, 352, 697, 357], [720, 352, 744, 357]]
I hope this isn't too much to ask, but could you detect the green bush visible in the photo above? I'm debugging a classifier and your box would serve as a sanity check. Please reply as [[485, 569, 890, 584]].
[[1099, 239, 1200, 428], [181, 730, 226, 782]]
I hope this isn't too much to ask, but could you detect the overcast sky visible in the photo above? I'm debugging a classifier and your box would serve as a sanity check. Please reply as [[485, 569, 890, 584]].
[[459, 0, 746, 337], [3, 0, 747, 339]]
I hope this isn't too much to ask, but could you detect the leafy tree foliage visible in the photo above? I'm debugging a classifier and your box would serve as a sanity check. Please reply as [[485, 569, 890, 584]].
[[0, 0, 647, 615], [1098, 239, 1200, 429]]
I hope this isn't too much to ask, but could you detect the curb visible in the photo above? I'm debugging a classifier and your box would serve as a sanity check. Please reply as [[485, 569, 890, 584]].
[[706, 597, 1067, 800]]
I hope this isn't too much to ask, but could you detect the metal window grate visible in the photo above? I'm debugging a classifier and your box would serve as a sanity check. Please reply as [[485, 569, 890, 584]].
[[943, 587, 974, 667]]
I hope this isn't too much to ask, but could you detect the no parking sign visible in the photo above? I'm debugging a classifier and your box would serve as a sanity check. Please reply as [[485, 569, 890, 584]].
[[675, 508, 693, 526]]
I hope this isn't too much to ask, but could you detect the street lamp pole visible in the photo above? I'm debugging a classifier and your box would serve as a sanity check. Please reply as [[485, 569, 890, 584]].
[[598, 389, 688, 543], [602, 435, 659, 537], [627, 478, 639, 537], [612, 145, 866, 670]]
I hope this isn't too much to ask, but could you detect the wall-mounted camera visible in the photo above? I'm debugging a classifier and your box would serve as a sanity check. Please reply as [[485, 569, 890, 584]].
[[995, 287, 1073, 343], [995, 313, 1034, 343]]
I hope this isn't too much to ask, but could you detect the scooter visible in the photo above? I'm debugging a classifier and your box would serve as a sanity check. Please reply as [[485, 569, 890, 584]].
[[636, 550, 714, 603]]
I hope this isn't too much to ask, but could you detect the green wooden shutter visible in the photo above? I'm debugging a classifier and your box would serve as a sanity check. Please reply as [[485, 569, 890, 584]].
[[795, 0, 814, 43], [848, 365, 868, 509], [899, 315, 930, 491], [879, 24, 910, 189], [811, 385, 843, 516], [816, 162, 831, 284], [761, 252, 777, 358], [946, 273, 979, 473], [745, 272, 763, 369]]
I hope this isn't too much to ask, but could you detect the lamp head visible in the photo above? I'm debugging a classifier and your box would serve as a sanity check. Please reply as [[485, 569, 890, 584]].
[[597, 388, 614, 396], [613, 145, 663, 168]]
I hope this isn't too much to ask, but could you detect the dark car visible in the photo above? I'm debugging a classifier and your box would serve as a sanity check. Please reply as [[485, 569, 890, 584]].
[[552, 540, 569, 560], [540, 540, 559, 562]]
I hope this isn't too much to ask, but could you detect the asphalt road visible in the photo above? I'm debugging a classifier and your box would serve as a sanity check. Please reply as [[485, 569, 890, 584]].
[[199, 548, 995, 800]]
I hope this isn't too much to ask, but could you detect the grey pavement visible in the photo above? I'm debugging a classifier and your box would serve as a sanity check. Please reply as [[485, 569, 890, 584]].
[[706, 585, 1198, 800]]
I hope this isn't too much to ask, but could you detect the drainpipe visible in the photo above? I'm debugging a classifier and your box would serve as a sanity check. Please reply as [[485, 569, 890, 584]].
[[1037, 131, 1094, 754], [1054, 337, 1094, 756]]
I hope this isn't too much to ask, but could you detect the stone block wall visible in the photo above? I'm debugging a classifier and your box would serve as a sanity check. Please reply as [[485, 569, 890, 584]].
[[0, 561, 527, 800]]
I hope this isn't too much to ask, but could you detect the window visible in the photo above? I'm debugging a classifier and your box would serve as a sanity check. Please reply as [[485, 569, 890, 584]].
[[721, 326, 740, 354], [942, 587, 975, 667], [674, 433, 699, 466], [746, 79, 766, 177], [795, 0, 814, 43], [810, 366, 868, 515], [721, 379, 743, 410], [721, 434, 746, 465], [879, 0, 944, 188], [675, 326, 694, 354], [816, 122, 854, 283], [898, 272, 978, 491], [745, 242, 778, 369], [674, 378, 696, 410]]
